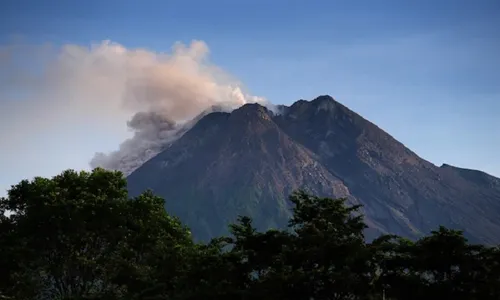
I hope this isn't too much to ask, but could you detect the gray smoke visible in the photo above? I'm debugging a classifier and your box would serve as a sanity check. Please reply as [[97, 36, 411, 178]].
[[90, 111, 177, 175], [90, 105, 230, 175]]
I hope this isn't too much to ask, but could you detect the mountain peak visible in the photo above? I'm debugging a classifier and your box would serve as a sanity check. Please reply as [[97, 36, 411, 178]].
[[235, 102, 267, 111], [230, 103, 272, 121], [312, 94, 336, 103], [310, 95, 347, 113], [283, 95, 354, 123], [287, 95, 338, 111]]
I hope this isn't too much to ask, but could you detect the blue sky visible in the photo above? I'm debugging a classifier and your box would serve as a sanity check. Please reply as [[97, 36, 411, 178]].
[[0, 0, 499, 195]]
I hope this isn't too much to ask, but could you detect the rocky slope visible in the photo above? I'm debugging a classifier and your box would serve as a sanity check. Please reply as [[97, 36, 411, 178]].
[[127, 95, 500, 244]]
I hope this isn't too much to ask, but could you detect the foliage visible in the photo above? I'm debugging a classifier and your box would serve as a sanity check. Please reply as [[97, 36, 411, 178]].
[[0, 168, 193, 299], [1, 169, 499, 299]]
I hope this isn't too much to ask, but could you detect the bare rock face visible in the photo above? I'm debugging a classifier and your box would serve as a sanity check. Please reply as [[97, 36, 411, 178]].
[[127, 95, 500, 244]]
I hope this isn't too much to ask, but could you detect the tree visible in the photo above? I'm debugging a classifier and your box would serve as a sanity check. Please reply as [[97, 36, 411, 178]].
[[2, 171, 500, 300], [285, 190, 375, 300], [204, 190, 377, 300], [371, 235, 427, 300], [0, 168, 193, 299], [374, 227, 500, 300]]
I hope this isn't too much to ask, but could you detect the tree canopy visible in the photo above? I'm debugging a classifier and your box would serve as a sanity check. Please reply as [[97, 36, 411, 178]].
[[1, 168, 499, 299]]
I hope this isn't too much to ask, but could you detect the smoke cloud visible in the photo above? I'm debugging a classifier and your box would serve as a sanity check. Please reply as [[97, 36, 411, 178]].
[[0, 39, 268, 176]]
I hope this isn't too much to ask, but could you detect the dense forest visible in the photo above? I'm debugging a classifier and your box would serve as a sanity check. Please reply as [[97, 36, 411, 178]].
[[1, 168, 499, 299]]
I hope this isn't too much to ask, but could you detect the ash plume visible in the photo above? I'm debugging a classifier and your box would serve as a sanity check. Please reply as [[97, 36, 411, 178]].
[[87, 40, 269, 175], [0, 39, 269, 177], [90, 105, 229, 175]]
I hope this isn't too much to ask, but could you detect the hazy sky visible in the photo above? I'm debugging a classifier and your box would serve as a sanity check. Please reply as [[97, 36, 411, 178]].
[[0, 0, 499, 196]]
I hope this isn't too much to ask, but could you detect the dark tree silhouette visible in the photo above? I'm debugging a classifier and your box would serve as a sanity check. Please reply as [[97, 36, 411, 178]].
[[1, 169, 499, 299]]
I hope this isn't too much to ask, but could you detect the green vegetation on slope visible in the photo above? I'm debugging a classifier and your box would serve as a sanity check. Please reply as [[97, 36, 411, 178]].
[[1, 168, 499, 299]]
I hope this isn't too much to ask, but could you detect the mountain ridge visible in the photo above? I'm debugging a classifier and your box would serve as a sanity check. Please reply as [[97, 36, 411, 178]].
[[127, 95, 500, 244]]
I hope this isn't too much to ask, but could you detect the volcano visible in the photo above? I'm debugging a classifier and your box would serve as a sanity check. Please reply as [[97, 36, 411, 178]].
[[127, 95, 500, 244]]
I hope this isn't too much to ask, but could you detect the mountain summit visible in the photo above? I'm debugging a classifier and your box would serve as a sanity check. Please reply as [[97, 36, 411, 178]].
[[127, 96, 500, 243]]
